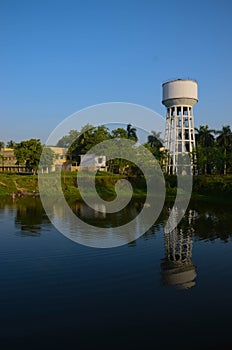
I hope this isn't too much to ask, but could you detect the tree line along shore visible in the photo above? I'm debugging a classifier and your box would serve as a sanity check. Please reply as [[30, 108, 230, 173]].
[[1, 123, 232, 176]]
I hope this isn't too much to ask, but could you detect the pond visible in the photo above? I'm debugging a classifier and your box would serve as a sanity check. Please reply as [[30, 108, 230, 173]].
[[0, 196, 232, 349]]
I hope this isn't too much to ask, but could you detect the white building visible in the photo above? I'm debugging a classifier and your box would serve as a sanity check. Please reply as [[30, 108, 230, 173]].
[[79, 154, 107, 171]]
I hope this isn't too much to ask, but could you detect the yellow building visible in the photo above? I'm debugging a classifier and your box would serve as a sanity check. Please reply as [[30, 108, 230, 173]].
[[40, 147, 68, 173], [0, 148, 26, 172], [49, 146, 68, 172], [0, 147, 69, 173]]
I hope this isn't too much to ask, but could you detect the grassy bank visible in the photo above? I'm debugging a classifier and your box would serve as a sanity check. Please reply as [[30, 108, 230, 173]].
[[0, 172, 231, 200], [0, 173, 39, 196], [166, 174, 232, 200]]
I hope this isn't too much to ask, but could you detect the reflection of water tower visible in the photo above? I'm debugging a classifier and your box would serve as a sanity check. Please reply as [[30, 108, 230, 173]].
[[161, 209, 197, 289], [162, 79, 198, 174]]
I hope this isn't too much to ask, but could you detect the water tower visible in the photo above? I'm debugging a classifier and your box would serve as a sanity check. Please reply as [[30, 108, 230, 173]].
[[162, 79, 198, 174]]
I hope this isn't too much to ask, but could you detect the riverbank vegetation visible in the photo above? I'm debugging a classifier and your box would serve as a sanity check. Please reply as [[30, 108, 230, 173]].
[[0, 172, 231, 200]]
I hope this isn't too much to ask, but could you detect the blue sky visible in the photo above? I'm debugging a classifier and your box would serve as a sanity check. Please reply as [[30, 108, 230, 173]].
[[0, 0, 232, 143]]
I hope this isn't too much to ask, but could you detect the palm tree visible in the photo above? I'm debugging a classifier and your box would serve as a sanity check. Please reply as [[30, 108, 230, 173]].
[[195, 125, 215, 147], [127, 124, 138, 142], [195, 125, 216, 174], [216, 125, 232, 175], [147, 130, 163, 148], [6, 140, 15, 148]]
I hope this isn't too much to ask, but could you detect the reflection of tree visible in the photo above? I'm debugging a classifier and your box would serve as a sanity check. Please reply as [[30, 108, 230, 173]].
[[15, 198, 49, 236], [70, 198, 232, 247], [189, 199, 232, 243], [162, 200, 232, 243]]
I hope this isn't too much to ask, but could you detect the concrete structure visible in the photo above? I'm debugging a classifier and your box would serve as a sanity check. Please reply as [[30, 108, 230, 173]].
[[162, 79, 198, 174]]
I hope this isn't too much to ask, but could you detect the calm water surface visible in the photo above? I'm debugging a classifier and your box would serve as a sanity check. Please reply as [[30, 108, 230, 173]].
[[0, 196, 232, 349]]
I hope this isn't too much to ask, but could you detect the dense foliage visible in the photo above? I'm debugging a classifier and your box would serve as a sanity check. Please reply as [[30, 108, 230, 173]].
[[12, 140, 55, 174], [195, 125, 232, 175], [56, 124, 140, 174], [14, 139, 43, 174]]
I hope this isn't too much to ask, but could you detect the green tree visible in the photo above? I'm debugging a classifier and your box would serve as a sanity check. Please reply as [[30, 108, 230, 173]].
[[127, 124, 138, 142], [0, 141, 5, 150], [6, 140, 16, 148], [145, 131, 163, 156], [39, 147, 55, 172], [56, 129, 79, 148], [14, 139, 43, 174], [108, 127, 130, 173], [215, 125, 232, 175], [143, 130, 166, 170], [147, 131, 163, 147], [69, 125, 111, 161], [111, 128, 128, 139], [195, 125, 216, 174], [195, 145, 222, 175], [195, 125, 215, 148]]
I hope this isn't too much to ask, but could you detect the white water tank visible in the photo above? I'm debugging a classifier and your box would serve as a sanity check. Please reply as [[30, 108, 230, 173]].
[[162, 79, 198, 107]]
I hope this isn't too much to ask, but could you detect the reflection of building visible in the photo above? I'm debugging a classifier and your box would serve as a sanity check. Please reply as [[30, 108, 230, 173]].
[[161, 209, 197, 289], [0, 148, 26, 172], [79, 203, 106, 219]]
